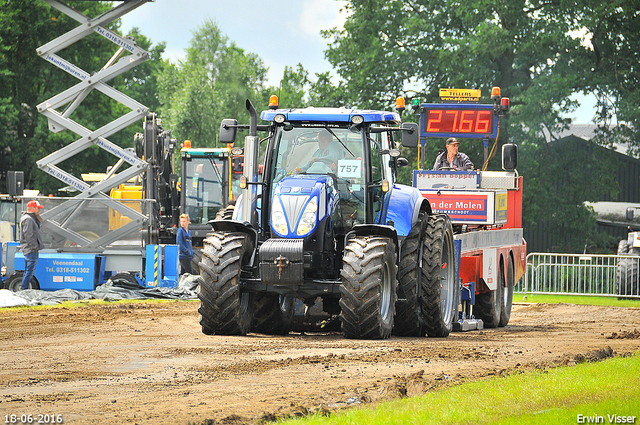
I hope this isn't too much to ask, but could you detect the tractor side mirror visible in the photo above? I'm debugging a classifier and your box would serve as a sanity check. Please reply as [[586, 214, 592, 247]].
[[219, 119, 238, 144], [502, 143, 518, 171], [400, 122, 418, 148]]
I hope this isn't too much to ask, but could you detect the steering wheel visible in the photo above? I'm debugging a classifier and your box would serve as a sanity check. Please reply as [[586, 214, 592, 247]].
[[439, 166, 457, 171], [304, 158, 337, 174]]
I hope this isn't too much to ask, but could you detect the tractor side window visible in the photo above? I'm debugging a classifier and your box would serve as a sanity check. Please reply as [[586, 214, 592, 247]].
[[369, 133, 384, 221], [334, 129, 365, 232], [269, 131, 294, 187], [370, 134, 383, 184], [0, 201, 16, 222], [230, 156, 244, 200]]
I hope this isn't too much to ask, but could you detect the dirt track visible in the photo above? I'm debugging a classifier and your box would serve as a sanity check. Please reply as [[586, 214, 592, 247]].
[[1, 301, 639, 425]]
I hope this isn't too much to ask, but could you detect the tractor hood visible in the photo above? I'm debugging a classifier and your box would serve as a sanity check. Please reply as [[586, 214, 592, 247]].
[[270, 175, 336, 238]]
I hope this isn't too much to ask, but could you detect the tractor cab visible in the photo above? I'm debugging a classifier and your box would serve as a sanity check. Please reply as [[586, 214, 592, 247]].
[[265, 123, 390, 236]]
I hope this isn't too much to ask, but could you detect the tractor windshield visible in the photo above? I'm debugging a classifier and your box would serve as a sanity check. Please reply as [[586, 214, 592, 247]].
[[182, 157, 228, 224], [270, 127, 363, 180]]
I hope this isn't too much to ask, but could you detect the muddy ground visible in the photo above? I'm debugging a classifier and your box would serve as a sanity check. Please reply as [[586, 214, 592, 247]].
[[1, 300, 639, 424]]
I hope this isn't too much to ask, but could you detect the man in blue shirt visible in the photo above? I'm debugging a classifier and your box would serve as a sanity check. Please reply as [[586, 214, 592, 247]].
[[177, 213, 194, 275]]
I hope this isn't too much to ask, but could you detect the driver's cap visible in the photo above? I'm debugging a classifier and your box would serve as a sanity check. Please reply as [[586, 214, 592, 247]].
[[27, 200, 44, 209]]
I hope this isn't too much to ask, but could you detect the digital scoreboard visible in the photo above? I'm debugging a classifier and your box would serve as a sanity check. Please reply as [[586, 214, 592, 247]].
[[419, 104, 498, 139]]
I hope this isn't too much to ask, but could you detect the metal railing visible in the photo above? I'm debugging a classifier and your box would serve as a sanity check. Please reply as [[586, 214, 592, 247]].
[[519, 252, 640, 298]]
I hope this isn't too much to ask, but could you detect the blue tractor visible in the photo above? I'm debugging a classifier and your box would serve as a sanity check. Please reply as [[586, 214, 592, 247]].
[[197, 98, 458, 339]]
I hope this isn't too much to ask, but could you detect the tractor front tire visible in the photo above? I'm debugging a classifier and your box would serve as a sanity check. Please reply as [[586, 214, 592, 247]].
[[340, 236, 397, 339], [420, 213, 458, 338], [198, 231, 253, 335]]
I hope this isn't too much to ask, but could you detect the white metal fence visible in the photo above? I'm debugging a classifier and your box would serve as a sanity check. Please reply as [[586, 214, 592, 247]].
[[518, 253, 640, 298]]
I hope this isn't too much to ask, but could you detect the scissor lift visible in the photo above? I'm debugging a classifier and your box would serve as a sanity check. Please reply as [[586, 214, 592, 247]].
[[35, 0, 153, 251], [13, 0, 181, 289]]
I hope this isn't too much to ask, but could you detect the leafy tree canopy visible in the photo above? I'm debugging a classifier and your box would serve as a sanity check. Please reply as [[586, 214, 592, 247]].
[[319, 0, 639, 253], [156, 20, 268, 148], [322, 0, 639, 157]]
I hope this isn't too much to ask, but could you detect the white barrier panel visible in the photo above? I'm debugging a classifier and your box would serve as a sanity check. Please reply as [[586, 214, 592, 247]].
[[520, 253, 640, 298]]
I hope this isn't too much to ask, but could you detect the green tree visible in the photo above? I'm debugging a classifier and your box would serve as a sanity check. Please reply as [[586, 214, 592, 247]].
[[267, 64, 310, 108], [307, 71, 352, 107], [574, 1, 640, 157], [114, 27, 166, 116], [157, 20, 268, 148], [321, 0, 636, 252], [265, 65, 353, 109], [322, 0, 592, 157]]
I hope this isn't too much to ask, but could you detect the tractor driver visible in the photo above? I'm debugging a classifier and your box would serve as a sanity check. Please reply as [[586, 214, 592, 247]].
[[433, 137, 474, 171], [295, 130, 344, 173]]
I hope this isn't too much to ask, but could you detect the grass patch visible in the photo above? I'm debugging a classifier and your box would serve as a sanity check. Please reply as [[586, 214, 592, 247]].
[[514, 292, 640, 308], [283, 352, 640, 425], [0, 297, 196, 314]]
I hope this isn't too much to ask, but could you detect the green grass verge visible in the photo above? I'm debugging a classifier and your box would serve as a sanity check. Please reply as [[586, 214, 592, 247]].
[[284, 352, 640, 425], [514, 292, 640, 308], [0, 297, 196, 314]]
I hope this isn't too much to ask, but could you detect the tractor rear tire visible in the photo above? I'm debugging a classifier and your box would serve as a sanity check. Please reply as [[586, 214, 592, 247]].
[[617, 247, 640, 297], [198, 231, 253, 335], [498, 255, 515, 327], [394, 213, 426, 336], [618, 239, 630, 255], [252, 294, 294, 335], [420, 213, 458, 338], [340, 236, 397, 339]]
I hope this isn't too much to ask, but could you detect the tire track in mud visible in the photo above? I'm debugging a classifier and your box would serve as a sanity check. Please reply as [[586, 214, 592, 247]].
[[0, 302, 639, 424]]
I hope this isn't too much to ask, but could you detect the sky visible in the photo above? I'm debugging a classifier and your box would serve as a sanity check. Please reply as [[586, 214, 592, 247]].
[[119, 0, 347, 86], [119, 0, 596, 125]]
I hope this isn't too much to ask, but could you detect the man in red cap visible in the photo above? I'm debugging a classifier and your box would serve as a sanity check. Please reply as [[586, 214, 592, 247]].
[[19, 200, 44, 290]]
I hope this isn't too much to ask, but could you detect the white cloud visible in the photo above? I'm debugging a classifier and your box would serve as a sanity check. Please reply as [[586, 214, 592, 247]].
[[161, 47, 187, 64], [299, 0, 347, 37]]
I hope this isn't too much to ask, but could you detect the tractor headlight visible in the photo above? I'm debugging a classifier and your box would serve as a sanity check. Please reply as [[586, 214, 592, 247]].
[[271, 198, 289, 235], [296, 198, 318, 236]]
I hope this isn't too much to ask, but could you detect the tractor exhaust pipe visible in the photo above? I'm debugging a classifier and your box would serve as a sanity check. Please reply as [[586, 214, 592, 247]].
[[243, 99, 260, 229]]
